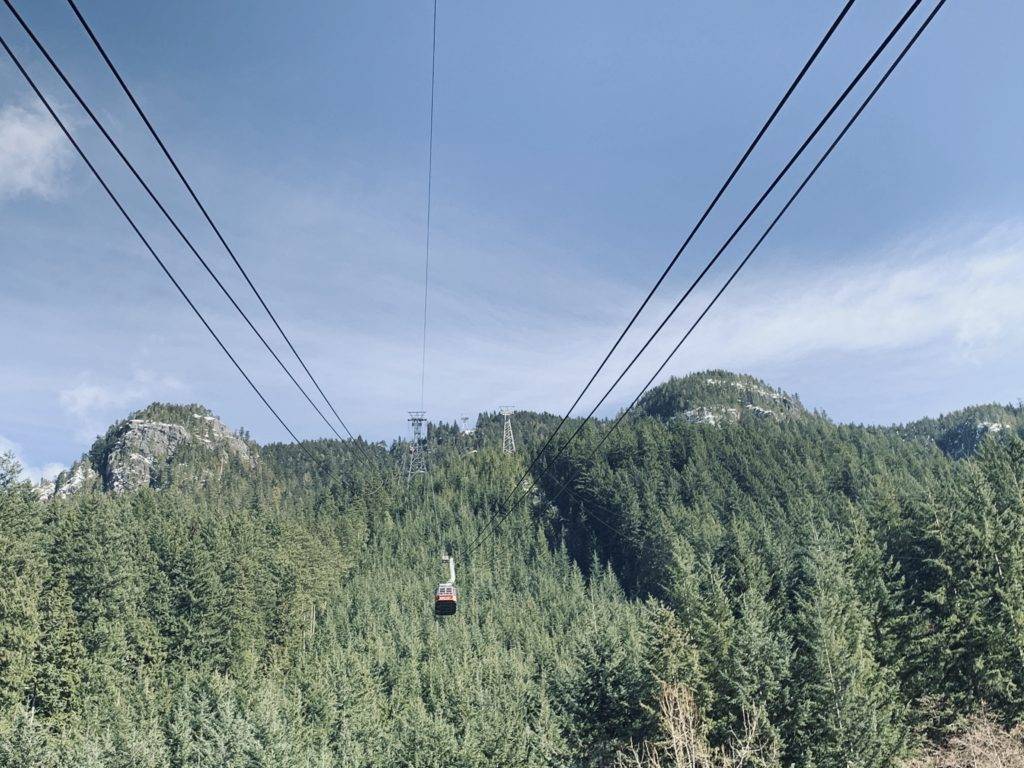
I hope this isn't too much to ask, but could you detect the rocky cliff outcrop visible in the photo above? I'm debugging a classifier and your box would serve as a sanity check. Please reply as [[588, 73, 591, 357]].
[[52, 460, 100, 497], [44, 405, 256, 497]]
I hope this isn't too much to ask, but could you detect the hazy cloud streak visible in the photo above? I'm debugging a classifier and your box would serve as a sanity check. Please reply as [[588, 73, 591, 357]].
[[0, 102, 70, 200], [0, 434, 65, 483], [681, 226, 1024, 369]]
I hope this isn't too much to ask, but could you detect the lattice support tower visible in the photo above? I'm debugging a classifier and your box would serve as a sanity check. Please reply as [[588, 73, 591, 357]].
[[500, 406, 516, 455], [407, 410, 427, 483]]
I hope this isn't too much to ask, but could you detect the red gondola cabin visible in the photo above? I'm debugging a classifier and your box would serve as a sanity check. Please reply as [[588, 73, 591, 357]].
[[434, 554, 457, 616], [435, 583, 457, 615]]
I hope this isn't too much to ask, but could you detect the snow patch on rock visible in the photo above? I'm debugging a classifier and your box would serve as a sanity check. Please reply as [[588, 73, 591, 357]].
[[977, 421, 1011, 434], [51, 460, 100, 497]]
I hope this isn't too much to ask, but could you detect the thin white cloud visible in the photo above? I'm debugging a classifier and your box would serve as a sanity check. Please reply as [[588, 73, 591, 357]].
[[58, 369, 186, 418], [58, 382, 133, 419], [0, 102, 70, 200], [401, 222, 1024, 423], [0, 434, 65, 484], [678, 224, 1024, 369], [58, 369, 187, 442], [208, 217, 1024, 436]]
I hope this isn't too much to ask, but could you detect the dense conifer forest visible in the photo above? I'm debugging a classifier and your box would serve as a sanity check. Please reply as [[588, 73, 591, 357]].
[[2, 372, 1023, 766]]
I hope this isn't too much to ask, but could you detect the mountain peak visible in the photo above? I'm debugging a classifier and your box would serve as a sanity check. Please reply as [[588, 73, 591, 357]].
[[636, 371, 808, 426], [44, 402, 256, 498], [896, 403, 1023, 459]]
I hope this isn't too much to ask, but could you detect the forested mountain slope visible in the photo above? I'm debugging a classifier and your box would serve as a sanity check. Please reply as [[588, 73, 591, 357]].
[[2, 371, 1023, 766], [894, 402, 1024, 458]]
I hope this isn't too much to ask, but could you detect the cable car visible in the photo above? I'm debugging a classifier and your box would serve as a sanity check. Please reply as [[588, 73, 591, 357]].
[[434, 554, 457, 616]]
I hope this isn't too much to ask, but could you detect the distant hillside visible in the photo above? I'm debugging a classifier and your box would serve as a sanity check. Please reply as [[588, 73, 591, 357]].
[[535, 373, 1024, 764], [894, 402, 1024, 458], [635, 370, 809, 425], [636, 372, 1021, 460]]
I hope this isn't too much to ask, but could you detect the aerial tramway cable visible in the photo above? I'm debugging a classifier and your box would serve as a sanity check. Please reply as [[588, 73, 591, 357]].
[[535, 0, 950, 529], [469, 0, 923, 553], [467, 0, 945, 555], [0, 33, 367, 492], [5, 0, 388, 493], [421, 0, 438, 413], [486, 0, 858, 538], [417, 1, 459, 615], [421, 0, 446, 597], [60, 0, 368, 454]]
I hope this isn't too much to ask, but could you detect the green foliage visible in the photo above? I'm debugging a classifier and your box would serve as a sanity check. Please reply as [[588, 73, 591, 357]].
[[538, 376, 1024, 760], [0, 453, 45, 714], [3, 377, 1024, 765], [895, 402, 1024, 458], [636, 370, 807, 422], [0, 426, 657, 766]]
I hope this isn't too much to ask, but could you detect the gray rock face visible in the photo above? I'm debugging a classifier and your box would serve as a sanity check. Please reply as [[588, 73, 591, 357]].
[[679, 403, 783, 427], [187, 413, 255, 476], [104, 419, 192, 493], [682, 406, 740, 426], [977, 421, 1012, 435], [52, 460, 100, 497], [44, 409, 256, 498], [36, 478, 55, 501]]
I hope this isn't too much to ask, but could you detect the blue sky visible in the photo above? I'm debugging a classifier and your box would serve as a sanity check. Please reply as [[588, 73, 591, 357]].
[[1, 0, 1022, 481]]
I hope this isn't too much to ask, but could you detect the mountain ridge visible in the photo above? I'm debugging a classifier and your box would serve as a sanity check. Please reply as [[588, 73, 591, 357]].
[[893, 401, 1024, 459], [5, 370, 1024, 765], [35, 371, 1022, 499]]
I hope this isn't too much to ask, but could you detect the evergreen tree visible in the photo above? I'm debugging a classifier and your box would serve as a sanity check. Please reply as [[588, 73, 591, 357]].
[[0, 454, 44, 714], [28, 575, 83, 720], [785, 532, 907, 767]]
